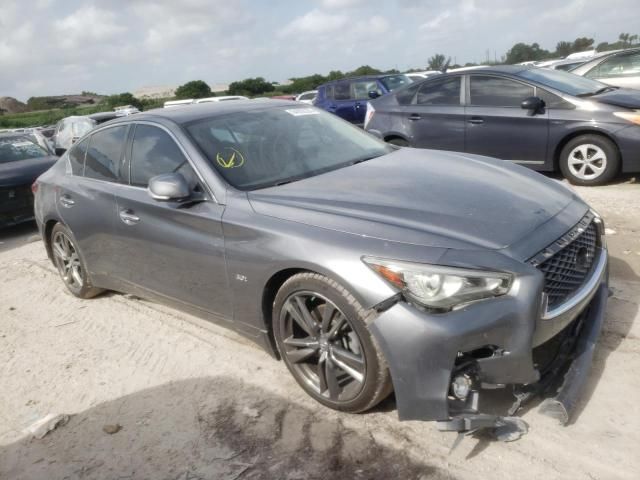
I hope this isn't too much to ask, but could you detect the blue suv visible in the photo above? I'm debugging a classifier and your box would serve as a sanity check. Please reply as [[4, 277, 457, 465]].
[[314, 74, 412, 126]]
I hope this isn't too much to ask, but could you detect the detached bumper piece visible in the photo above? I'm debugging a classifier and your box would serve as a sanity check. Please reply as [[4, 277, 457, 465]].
[[437, 282, 608, 442], [437, 414, 529, 443], [538, 282, 608, 424]]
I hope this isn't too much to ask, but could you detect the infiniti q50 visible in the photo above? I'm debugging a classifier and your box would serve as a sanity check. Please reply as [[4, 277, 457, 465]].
[[34, 101, 608, 432]]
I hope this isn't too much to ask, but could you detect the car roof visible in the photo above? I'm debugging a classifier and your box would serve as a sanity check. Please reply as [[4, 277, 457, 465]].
[[446, 64, 534, 75], [320, 74, 406, 85], [104, 99, 301, 126]]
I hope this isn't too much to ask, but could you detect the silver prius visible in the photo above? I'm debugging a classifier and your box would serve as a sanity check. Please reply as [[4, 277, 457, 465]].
[[34, 101, 608, 435]]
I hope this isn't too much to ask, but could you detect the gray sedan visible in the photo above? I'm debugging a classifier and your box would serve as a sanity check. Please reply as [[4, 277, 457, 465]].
[[365, 65, 640, 186], [34, 101, 608, 434]]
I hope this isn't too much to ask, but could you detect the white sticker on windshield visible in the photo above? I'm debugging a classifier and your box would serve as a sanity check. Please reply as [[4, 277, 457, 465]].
[[285, 108, 320, 116], [11, 141, 33, 147]]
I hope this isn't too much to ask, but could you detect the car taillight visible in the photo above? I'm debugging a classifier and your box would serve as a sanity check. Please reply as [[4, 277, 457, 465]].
[[31, 182, 39, 194], [364, 102, 375, 130]]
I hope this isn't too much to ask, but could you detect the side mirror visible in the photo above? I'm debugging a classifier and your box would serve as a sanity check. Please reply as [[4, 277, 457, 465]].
[[148, 173, 191, 201], [368, 91, 381, 99], [521, 96, 545, 114]]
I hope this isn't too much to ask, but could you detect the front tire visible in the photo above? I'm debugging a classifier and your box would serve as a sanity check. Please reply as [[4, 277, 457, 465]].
[[50, 223, 103, 299], [273, 273, 393, 413], [559, 134, 620, 186]]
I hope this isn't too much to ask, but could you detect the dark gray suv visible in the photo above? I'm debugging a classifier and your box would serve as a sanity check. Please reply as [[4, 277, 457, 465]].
[[34, 101, 608, 434], [365, 66, 640, 185]]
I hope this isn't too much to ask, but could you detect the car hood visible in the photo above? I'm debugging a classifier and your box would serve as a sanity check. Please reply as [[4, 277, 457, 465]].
[[0, 156, 58, 187], [592, 88, 640, 109], [248, 149, 582, 253]]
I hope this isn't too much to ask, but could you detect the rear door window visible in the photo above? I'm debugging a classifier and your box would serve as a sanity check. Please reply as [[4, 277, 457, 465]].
[[469, 76, 534, 107], [68, 137, 89, 175], [323, 85, 334, 100], [416, 77, 461, 105], [587, 52, 640, 79], [84, 126, 128, 182], [130, 124, 198, 188], [333, 81, 351, 100]]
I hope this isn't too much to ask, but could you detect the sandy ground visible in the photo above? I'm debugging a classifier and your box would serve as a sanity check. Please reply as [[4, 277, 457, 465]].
[[1, 180, 639, 480]]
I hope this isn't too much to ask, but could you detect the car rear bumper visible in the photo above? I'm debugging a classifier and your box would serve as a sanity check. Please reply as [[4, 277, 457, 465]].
[[0, 185, 35, 227], [369, 247, 608, 426]]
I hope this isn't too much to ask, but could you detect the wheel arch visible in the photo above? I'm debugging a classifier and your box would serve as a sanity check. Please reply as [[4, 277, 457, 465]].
[[43, 217, 63, 262], [383, 133, 410, 144], [261, 267, 313, 360], [553, 128, 622, 171]]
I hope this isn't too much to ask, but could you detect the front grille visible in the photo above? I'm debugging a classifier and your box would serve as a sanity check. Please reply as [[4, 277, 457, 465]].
[[536, 221, 598, 308], [0, 184, 34, 222]]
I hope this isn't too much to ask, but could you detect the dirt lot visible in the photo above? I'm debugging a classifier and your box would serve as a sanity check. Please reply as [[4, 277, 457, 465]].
[[1, 180, 639, 480]]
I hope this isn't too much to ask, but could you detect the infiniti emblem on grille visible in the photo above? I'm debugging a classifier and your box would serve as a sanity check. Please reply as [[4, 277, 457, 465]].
[[575, 246, 590, 268]]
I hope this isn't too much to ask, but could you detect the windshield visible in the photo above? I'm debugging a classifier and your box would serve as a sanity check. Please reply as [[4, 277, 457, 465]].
[[380, 74, 413, 91], [186, 106, 393, 190], [0, 137, 48, 163], [71, 119, 96, 137], [516, 68, 608, 97]]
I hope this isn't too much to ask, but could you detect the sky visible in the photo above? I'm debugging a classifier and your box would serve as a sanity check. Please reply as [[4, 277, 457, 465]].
[[1, 0, 639, 101]]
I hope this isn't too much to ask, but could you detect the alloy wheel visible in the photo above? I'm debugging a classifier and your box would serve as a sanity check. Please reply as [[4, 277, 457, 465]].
[[567, 144, 607, 181], [52, 231, 84, 290], [279, 291, 366, 403]]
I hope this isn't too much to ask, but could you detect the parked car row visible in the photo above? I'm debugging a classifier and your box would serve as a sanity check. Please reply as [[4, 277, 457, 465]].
[[307, 64, 640, 186], [313, 74, 413, 126]]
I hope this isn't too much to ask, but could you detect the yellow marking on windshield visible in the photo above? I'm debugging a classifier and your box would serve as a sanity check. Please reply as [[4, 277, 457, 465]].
[[216, 148, 245, 168]]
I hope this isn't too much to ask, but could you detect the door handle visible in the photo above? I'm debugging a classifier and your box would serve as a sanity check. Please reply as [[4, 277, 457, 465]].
[[60, 195, 75, 208], [119, 210, 140, 225], [468, 117, 484, 124], [408, 114, 421, 121]]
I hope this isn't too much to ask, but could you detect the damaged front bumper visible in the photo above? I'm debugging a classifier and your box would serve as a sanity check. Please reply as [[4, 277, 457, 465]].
[[369, 245, 608, 434]]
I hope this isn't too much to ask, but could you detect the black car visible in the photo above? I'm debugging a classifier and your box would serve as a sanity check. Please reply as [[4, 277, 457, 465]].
[[1, 133, 57, 227], [365, 65, 640, 185]]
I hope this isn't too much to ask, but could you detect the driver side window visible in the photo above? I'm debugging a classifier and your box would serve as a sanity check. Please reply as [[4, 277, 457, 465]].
[[130, 124, 198, 189]]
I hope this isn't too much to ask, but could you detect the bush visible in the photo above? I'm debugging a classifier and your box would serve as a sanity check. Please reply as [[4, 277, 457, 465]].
[[175, 80, 212, 99]]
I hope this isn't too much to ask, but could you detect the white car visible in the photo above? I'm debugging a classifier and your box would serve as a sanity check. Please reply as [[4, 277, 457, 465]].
[[405, 71, 442, 81], [295, 90, 317, 104], [195, 96, 249, 103], [52, 116, 97, 155]]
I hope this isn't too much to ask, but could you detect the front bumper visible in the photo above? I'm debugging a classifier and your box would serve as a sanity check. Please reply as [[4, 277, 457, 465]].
[[369, 247, 608, 425]]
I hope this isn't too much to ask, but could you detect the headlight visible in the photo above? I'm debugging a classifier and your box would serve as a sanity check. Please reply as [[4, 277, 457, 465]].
[[613, 111, 640, 126], [363, 257, 513, 311]]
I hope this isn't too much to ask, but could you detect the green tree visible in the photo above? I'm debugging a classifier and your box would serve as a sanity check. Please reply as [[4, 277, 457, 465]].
[[175, 80, 212, 99], [555, 41, 573, 57], [227, 77, 275, 96], [505, 43, 550, 64], [572, 37, 594, 52], [345, 65, 382, 76], [103, 92, 142, 110], [427, 53, 449, 70], [619, 33, 630, 47]]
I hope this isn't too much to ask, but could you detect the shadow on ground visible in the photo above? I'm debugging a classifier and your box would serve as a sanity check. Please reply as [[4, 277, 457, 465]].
[[0, 377, 452, 480], [0, 221, 38, 253]]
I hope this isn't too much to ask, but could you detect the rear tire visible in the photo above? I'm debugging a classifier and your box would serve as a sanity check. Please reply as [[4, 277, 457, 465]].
[[50, 223, 103, 299], [386, 137, 410, 147], [559, 134, 620, 186], [273, 273, 393, 413]]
